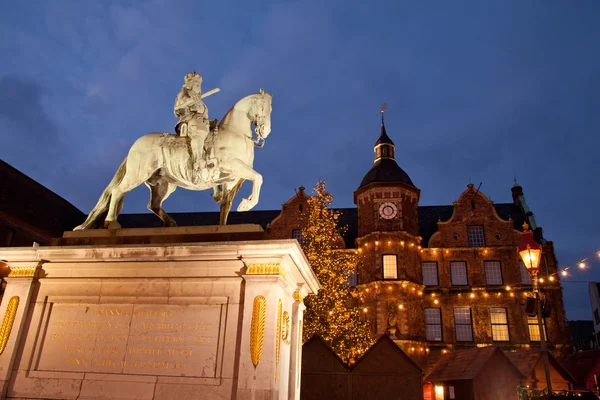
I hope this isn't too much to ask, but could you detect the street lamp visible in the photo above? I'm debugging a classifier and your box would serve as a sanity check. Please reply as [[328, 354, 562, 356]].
[[518, 222, 552, 394]]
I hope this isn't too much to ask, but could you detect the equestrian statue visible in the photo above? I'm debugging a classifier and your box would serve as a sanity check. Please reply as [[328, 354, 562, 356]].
[[74, 71, 272, 229]]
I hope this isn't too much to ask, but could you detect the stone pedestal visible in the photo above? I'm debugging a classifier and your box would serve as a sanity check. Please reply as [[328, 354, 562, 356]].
[[0, 225, 319, 400]]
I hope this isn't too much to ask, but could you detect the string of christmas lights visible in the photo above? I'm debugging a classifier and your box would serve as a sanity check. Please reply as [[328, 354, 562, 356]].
[[553, 250, 600, 279]]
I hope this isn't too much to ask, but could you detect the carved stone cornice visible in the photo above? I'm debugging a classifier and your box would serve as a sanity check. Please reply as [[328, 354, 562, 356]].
[[8, 266, 37, 278], [246, 263, 287, 279]]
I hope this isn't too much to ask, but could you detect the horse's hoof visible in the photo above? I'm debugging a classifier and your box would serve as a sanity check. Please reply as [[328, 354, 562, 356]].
[[104, 220, 121, 230], [237, 199, 253, 212]]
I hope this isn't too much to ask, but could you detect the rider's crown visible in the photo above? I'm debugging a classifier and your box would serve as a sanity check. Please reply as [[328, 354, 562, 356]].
[[184, 71, 202, 84]]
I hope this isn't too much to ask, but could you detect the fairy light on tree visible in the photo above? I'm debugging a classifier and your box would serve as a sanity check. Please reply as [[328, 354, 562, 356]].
[[301, 181, 374, 363]]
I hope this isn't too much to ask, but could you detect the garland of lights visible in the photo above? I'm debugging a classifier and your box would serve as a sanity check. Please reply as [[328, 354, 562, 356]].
[[554, 250, 599, 279]]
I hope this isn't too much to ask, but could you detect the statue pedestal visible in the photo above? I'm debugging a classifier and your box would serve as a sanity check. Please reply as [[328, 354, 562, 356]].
[[0, 226, 319, 400]]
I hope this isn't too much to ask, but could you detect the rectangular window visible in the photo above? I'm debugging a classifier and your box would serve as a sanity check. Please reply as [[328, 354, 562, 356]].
[[383, 255, 398, 280], [468, 225, 486, 247], [595, 309, 600, 325], [349, 265, 358, 286], [422, 262, 439, 286], [425, 308, 442, 341], [450, 261, 468, 285], [490, 308, 510, 341], [454, 308, 473, 341], [484, 261, 503, 285], [292, 229, 304, 245], [528, 315, 547, 341], [5, 229, 14, 247], [520, 261, 532, 285]]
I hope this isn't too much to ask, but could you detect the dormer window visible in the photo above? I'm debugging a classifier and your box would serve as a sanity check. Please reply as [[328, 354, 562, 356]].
[[467, 225, 485, 247]]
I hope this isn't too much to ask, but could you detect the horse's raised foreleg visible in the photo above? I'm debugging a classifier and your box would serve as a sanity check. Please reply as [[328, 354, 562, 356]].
[[145, 178, 178, 227], [226, 160, 262, 212]]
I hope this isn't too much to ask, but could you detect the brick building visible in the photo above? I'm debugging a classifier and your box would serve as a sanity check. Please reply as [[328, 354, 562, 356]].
[[0, 118, 572, 367], [269, 120, 571, 367]]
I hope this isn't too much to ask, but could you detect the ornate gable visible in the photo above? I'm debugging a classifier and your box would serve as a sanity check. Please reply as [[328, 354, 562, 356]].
[[429, 184, 520, 248]]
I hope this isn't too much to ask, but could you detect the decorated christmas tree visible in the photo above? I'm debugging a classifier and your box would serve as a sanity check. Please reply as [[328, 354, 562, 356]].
[[301, 181, 374, 364]]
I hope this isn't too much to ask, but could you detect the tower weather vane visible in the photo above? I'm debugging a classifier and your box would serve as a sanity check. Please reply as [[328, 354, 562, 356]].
[[380, 103, 387, 123]]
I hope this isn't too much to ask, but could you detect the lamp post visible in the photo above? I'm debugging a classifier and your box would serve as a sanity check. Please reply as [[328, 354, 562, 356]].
[[518, 222, 553, 394]]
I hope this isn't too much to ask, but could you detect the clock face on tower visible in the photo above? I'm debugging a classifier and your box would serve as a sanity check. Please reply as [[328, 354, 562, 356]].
[[379, 202, 398, 219]]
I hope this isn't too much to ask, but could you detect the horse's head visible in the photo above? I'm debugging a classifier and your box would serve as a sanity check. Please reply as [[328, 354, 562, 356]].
[[248, 88, 273, 146]]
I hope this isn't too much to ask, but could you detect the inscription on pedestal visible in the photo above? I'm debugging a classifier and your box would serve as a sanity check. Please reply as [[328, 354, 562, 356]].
[[36, 304, 221, 377]]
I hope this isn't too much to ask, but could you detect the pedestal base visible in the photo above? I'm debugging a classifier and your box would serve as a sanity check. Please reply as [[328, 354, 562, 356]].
[[0, 229, 319, 400]]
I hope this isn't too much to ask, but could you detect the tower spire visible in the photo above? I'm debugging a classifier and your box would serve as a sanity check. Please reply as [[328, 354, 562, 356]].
[[380, 103, 387, 124], [374, 104, 395, 162]]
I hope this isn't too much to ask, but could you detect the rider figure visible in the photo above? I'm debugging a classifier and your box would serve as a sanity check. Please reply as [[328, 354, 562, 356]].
[[174, 71, 210, 181]]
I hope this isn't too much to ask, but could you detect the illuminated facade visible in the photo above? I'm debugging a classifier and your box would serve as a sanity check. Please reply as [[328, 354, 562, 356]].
[[0, 120, 572, 366], [269, 120, 571, 366]]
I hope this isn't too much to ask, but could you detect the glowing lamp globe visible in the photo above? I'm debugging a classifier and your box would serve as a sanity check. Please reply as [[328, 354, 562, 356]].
[[518, 223, 542, 274]]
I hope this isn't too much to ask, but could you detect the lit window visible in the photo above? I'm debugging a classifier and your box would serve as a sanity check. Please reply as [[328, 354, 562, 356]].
[[422, 262, 439, 286], [528, 315, 547, 342], [425, 308, 442, 341], [484, 261, 503, 285], [454, 308, 473, 341], [467, 225, 485, 247], [520, 261, 532, 285], [490, 308, 510, 341], [383, 255, 397, 279], [595, 309, 600, 325], [292, 229, 304, 245], [450, 261, 468, 286]]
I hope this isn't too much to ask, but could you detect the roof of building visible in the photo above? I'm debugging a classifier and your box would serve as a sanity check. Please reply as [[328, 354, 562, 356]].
[[505, 351, 542, 377], [117, 202, 524, 249], [358, 159, 415, 189], [426, 347, 520, 382], [357, 121, 415, 190], [375, 122, 394, 146], [505, 350, 574, 382], [352, 335, 423, 374], [118, 210, 282, 230], [0, 159, 84, 237], [561, 349, 600, 383]]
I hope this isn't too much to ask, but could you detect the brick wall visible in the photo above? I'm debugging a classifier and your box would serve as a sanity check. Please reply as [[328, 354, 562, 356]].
[[354, 183, 420, 237], [353, 182, 571, 360], [267, 187, 310, 240]]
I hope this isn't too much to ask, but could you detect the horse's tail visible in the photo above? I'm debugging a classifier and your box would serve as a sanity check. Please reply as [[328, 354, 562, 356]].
[[73, 158, 128, 230]]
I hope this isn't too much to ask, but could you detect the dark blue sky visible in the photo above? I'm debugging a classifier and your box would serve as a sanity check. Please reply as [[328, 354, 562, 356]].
[[1, 1, 599, 320]]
